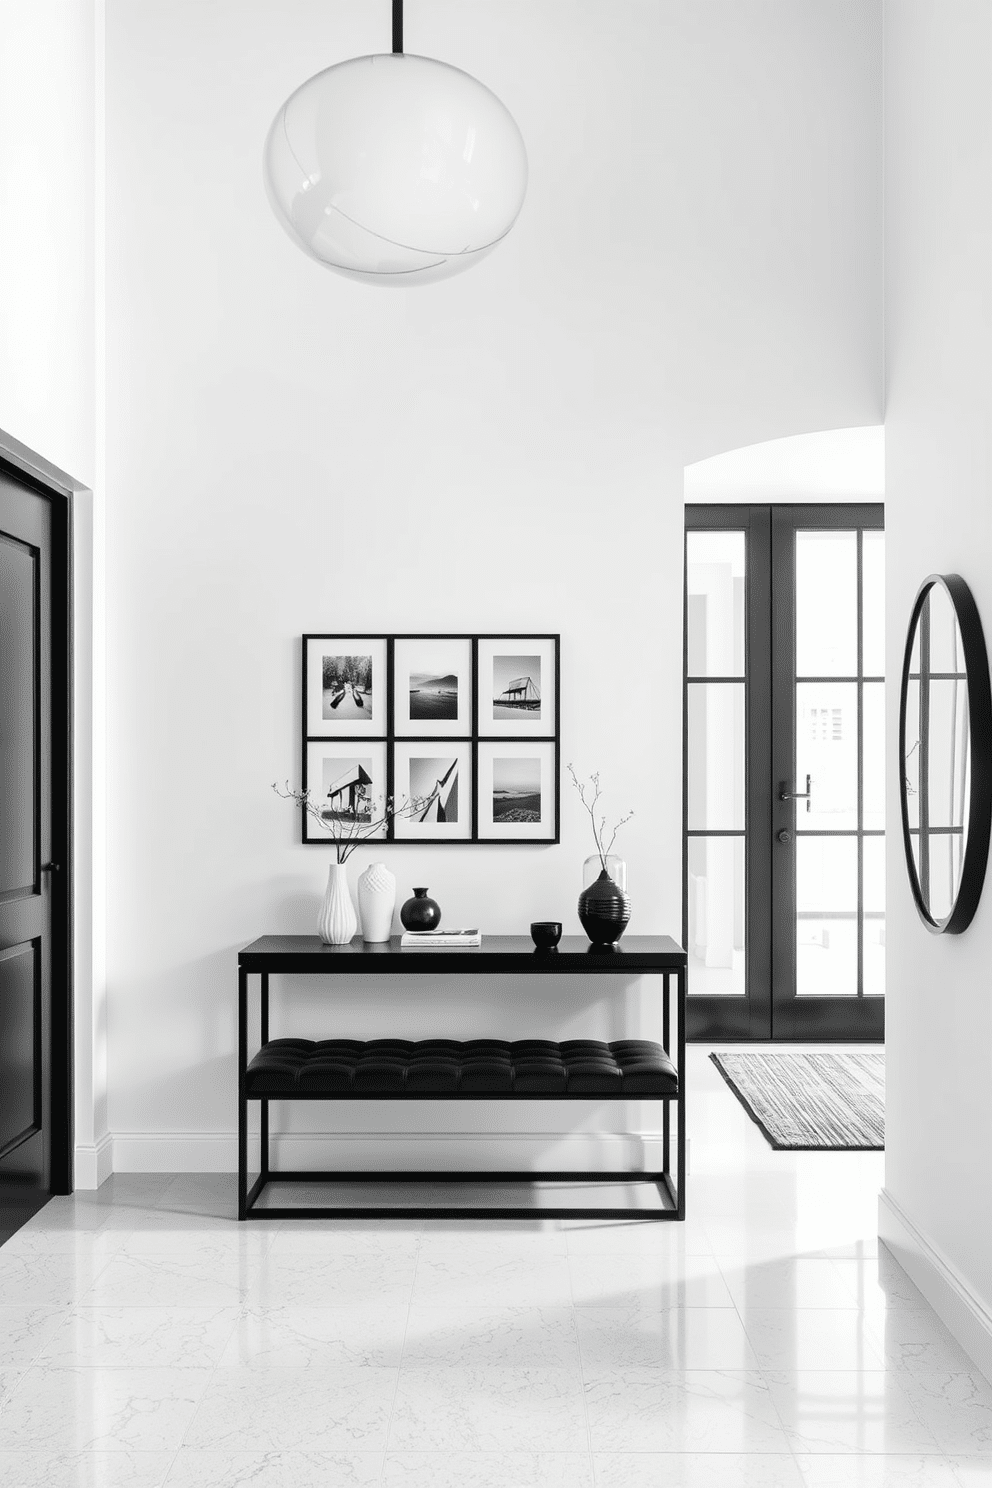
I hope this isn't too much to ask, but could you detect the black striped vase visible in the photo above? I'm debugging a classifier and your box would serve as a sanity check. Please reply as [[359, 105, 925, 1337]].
[[578, 868, 631, 946]]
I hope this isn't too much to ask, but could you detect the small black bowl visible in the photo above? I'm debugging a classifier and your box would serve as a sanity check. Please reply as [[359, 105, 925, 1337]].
[[530, 920, 562, 951]]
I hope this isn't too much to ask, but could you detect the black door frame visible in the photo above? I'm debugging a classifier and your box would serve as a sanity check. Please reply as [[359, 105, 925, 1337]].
[[684, 502, 884, 1043], [1, 427, 79, 1194]]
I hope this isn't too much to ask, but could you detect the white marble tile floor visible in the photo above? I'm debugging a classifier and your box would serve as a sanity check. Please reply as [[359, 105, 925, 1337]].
[[0, 1047, 987, 1486]]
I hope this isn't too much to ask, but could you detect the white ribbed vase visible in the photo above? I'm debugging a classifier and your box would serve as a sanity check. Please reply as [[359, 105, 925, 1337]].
[[318, 861, 358, 945], [358, 860, 396, 943]]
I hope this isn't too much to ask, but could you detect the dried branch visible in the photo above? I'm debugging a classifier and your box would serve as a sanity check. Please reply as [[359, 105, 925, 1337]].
[[567, 763, 633, 873], [272, 780, 411, 863]]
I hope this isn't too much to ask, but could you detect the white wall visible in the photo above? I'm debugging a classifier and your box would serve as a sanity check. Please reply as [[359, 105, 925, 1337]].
[[881, 0, 992, 1376], [0, 0, 97, 486], [0, 2, 108, 1187], [102, 0, 883, 1169]]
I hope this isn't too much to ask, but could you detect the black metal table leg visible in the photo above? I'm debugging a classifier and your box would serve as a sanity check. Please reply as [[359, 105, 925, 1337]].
[[677, 966, 687, 1219], [238, 965, 248, 1220], [260, 973, 269, 1182]]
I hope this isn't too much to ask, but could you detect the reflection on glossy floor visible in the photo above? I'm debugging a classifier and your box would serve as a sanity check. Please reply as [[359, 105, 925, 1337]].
[[0, 1048, 989, 1487]]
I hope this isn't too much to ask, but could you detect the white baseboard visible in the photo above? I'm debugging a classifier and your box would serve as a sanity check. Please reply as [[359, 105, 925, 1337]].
[[73, 1133, 113, 1190], [879, 1187, 992, 1385], [108, 1129, 670, 1175]]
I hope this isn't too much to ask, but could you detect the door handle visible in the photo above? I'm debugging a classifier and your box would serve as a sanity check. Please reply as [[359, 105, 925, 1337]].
[[40, 863, 60, 873], [779, 774, 812, 811]]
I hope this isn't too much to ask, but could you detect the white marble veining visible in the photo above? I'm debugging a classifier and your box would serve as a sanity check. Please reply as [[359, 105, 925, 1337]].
[[401, 1305, 580, 1368], [0, 1449, 174, 1488], [575, 1303, 758, 1371], [41, 1307, 241, 1368], [0, 1308, 65, 1368], [584, 1367, 791, 1453], [381, 1452, 595, 1486], [0, 1048, 988, 1487], [0, 1365, 211, 1452], [163, 1449, 384, 1486], [592, 1452, 806, 1487], [184, 1366, 396, 1452], [219, 1305, 406, 1368], [387, 1365, 587, 1452]]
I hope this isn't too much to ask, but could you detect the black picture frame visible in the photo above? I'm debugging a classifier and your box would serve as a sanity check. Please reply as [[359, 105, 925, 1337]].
[[898, 574, 992, 934], [301, 634, 560, 846]]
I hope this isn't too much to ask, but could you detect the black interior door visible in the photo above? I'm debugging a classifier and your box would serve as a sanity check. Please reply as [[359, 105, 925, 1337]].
[[0, 464, 67, 1237], [684, 503, 884, 1042]]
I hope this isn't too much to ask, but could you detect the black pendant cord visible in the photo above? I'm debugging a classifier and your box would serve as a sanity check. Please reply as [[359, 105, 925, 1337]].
[[393, 0, 403, 53]]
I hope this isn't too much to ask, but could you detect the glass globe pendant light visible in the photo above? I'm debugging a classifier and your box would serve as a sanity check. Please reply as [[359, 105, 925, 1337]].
[[264, 0, 528, 286]]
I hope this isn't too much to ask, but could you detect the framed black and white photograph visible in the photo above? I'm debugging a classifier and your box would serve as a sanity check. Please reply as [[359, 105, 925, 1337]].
[[477, 741, 558, 841], [477, 636, 559, 738], [303, 741, 388, 844], [393, 742, 473, 841], [393, 636, 472, 737], [304, 635, 387, 738], [298, 633, 559, 844]]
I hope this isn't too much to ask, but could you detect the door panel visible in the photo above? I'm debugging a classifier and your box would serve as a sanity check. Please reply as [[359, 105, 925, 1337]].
[[0, 469, 54, 1223], [771, 507, 884, 1041], [685, 503, 884, 1042]]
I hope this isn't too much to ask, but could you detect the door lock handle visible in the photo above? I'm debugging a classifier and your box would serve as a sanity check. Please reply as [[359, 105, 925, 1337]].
[[779, 774, 812, 811], [40, 863, 60, 872], [777, 829, 793, 844]]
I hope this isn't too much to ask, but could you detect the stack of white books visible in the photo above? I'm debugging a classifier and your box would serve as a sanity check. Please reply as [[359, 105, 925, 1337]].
[[399, 928, 482, 948]]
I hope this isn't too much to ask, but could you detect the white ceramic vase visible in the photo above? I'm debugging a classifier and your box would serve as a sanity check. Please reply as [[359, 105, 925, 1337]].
[[358, 860, 396, 943], [318, 861, 358, 945]]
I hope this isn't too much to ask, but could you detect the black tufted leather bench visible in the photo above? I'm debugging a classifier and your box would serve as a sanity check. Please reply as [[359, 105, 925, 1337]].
[[246, 1037, 678, 1099]]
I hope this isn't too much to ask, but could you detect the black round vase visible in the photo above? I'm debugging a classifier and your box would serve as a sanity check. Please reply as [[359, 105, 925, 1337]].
[[578, 868, 631, 946], [400, 886, 441, 932]]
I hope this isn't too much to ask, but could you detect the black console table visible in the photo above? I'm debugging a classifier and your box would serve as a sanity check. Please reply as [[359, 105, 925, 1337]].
[[237, 934, 686, 1221]]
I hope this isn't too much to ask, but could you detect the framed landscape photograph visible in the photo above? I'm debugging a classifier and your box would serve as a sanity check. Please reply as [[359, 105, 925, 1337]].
[[393, 636, 473, 737], [304, 635, 387, 738], [477, 741, 558, 841], [303, 741, 388, 844], [477, 636, 559, 738], [393, 742, 473, 841]]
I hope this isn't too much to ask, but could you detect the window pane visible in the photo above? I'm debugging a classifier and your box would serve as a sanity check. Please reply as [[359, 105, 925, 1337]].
[[927, 679, 970, 830], [797, 835, 858, 913], [686, 532, 745, 677], [797, 918, 858, 997], [796, 531, 857, 677], [926, 832, 964, 924], [903, 678, 920, 831], [864, 835, 885, 914], [862, 531, 885, 677], [863, 838, 885, 1000], [688, 836, 745, 997], [863, 682, 885, 831], [796, 682, 858, 831], [926, 583, 964, 674], [687, 682, 745, 830], [863, 918, 885, 997]]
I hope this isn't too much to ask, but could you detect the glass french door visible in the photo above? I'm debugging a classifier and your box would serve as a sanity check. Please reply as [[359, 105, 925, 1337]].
[[684, 504, 884, 1042]]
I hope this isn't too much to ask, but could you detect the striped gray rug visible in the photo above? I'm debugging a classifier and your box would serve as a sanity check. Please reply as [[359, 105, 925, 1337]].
[[710, 1050, 884, 1150]]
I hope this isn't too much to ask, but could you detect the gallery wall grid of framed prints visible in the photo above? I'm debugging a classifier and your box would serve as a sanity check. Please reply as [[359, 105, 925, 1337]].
[[301, 634, 561, 846]]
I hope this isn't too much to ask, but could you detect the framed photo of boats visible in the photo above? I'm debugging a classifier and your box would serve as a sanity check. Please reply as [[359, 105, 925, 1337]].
[[305, 636, 388, 738], [300, 634, 559, 845]]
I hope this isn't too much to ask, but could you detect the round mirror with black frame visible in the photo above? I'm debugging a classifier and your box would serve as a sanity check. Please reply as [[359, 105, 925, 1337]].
[[899, 574, 992, 933]]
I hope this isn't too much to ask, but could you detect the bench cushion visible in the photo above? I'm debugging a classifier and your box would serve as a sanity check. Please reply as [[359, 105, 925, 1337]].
[[246, 1037, 678, 1097]]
